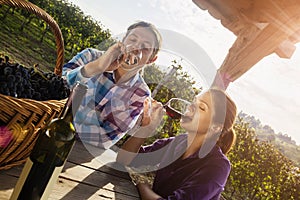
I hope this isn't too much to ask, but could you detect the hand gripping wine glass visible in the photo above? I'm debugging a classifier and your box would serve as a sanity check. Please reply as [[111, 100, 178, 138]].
[[163, 98, 191, 119], [118, 44, 143, 71]]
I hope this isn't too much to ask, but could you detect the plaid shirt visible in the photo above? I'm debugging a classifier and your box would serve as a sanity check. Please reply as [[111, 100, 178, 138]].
[[62, 48, 150, 149]]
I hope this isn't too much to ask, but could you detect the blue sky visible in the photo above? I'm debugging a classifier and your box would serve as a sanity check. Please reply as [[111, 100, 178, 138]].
[[69, 0, 300, 145]]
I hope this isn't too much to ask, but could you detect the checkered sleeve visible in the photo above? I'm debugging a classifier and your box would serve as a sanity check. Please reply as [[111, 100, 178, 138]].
[[77, 83, 150, 149], [62, 48, 103, 87], [102, 85, 151, 149]]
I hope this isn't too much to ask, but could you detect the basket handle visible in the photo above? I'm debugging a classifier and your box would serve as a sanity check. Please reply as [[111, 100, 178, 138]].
[[0, 0, 64, 76]]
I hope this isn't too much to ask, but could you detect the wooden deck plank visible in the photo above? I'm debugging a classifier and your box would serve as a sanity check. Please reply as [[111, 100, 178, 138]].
[[58, 162, 139, 198], [49, 177, 140, 200], [0, 141, 140, 200], [66, 141, 130, 179], [0, 170, 139, 200], [0, 171, 16, 200]]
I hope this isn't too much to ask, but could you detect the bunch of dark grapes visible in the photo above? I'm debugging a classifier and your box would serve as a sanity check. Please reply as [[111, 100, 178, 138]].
[[0, 55, 70, 101]]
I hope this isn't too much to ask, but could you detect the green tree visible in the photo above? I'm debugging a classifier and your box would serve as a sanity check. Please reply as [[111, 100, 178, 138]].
[[224, 117, 300, 199], [29, 0, 111, 60]]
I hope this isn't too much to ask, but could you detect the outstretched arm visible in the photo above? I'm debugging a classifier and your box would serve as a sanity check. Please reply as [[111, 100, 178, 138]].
[[116, 98, 164, 165]]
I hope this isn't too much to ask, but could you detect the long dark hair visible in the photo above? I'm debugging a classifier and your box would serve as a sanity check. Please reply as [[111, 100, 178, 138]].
[[210, 88, 237, 154]]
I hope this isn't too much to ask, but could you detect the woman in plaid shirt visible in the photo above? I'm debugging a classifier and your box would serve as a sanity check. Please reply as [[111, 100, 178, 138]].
[[62, 21, 162, 149]]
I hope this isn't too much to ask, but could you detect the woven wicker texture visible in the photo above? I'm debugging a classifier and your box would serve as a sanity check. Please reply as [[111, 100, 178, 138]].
[[0, 0, 67, 170]]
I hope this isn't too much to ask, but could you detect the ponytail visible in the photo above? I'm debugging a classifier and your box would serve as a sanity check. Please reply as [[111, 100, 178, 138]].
[[209, 88, 237, 154], [217, 128, 236, 154]]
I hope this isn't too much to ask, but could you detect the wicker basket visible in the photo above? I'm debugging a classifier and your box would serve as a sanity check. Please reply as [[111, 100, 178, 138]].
[[0, 0, 67, 170]]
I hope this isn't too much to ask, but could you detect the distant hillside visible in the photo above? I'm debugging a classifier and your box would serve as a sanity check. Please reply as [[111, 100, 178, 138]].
[[238, 111, 300, 166]]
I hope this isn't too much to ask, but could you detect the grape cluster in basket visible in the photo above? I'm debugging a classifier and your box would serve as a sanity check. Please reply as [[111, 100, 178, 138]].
[[0, 55, 70, 101]]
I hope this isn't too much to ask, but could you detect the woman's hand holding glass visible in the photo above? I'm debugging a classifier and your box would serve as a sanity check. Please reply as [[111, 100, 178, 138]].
[[137, 98, 192, 135], [135, 98, 165, 138]]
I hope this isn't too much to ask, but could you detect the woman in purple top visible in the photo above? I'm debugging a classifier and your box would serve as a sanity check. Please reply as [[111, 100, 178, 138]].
[[117, 88, 237, 200]]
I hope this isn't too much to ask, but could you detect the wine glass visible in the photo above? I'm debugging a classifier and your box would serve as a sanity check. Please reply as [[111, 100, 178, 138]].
[[119, 44, 143, 71], [163, 98, 191, 119]]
